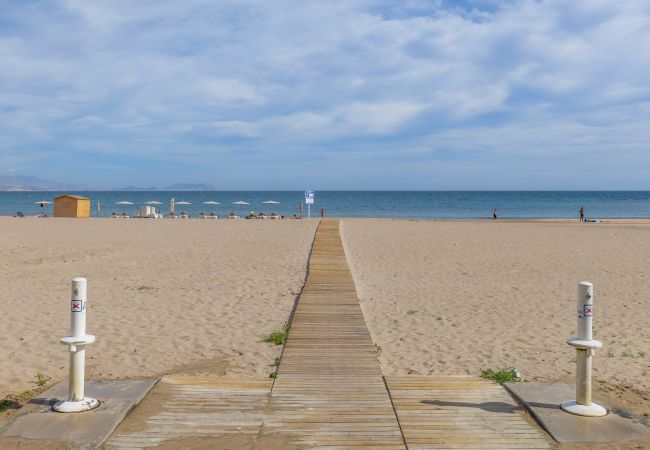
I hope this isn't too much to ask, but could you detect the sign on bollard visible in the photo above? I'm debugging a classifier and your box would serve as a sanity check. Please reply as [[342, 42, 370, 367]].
[[305, 190, 315, 219], [53, 277, 100, 413], [560, 281, 607, 417]]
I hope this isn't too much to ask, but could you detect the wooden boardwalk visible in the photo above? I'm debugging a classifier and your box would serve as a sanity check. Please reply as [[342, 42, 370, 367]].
[[107, 376, 273, 448], [108, 219, 550, 449], [262, 219, 405, 448], [386, 376, 550, 449]]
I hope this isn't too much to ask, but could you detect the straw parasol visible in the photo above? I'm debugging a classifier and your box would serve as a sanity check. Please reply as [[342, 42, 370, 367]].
[[169, 198, 175, 215]]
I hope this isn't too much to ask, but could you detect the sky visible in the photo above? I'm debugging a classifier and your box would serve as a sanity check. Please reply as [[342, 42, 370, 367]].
[[1, 0, 650, 190]]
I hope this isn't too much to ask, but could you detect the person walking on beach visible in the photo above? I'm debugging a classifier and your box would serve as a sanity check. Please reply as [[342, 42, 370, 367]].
[[580, 207, 584, 222], [320, 208, 325, 218], [492, 208, 497, 221]]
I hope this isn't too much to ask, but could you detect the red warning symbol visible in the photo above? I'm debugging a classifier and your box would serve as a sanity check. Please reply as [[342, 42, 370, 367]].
[[584, 305, 593, 316], [72, 301, 83, 312]]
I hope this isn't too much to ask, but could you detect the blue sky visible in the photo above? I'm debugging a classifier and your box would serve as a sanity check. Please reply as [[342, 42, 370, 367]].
[[1, 0, 649, 189]]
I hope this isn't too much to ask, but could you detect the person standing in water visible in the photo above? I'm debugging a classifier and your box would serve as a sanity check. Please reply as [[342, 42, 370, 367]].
[[320, 208, 325, 218], [492, 209, 497, 220], [580, 207, 585, 222]]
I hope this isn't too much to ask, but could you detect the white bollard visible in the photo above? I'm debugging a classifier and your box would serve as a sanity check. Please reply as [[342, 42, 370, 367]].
[[560, 281, 607, 417], [53, 278, 100, 413]]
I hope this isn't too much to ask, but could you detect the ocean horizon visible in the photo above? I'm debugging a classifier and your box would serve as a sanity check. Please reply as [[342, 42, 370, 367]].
[[2, 190, 650, 219]]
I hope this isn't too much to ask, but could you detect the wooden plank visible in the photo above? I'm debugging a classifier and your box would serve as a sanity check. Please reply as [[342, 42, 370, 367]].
[[107, 220, 551, 449], [385, 376, 550, 449], [260, 220, 405, 448], [106, 376, 273, 449]]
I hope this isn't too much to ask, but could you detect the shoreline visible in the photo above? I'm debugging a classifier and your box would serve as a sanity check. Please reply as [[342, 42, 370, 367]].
[[5, 215, 650, 222]]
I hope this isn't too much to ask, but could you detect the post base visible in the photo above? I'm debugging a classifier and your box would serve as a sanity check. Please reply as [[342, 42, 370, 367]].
[[53, 397, 100, 413], [560, 400, 607, 417]]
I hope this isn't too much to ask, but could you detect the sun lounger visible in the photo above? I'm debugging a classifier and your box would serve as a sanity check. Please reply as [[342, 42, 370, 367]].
[[269, 212, 280, 219], [199, 211, 207, 219], [121, 212, 130, 218], [179, 211, 189, 219], [111, 212, 118, 218], [228, 212, 239, 219], [169, 212, 177, 219], [208, 212, 218, 219]]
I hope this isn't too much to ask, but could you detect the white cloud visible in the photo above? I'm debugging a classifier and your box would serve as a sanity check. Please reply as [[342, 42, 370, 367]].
[[1, 0, 650, 187], [199, 78, 263, 104], [333, 101, 428, 134], [210, 120, 258, 137]]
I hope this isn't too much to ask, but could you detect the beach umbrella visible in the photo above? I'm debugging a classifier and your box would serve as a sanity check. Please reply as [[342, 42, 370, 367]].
[[233, 200, 250, 217], [96, 201, 101, 217], [116, 201, 133, 215], [144, 201, 161, 216], [203, 201, 220, 214], [116, 202, 133, 212], [35, 200, 51, 216], [262, 200, 280, 215], [175, 201, 191, 216], [169, 198, 175, 215]]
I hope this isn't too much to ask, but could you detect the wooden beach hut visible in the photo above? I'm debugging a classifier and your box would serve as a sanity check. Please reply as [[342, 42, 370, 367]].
[[53, 195, 91, 218]]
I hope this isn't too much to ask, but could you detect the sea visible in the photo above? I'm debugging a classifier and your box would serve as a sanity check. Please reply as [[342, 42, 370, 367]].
[[2, 191, 650, 219]]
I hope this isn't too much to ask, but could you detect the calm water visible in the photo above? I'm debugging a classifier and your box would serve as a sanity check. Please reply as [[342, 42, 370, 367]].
[[2, 191, 650, 219]]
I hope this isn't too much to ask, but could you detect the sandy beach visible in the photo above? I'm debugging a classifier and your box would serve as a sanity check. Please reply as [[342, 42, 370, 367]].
[[0, 217, 317, 399], [2, 216, 649, 424], [341, 219, 650, 416]]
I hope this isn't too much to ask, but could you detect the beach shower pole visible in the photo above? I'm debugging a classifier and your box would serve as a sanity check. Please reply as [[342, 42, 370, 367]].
[[53, 278, 100, 413], [560, 281, 607, 417]]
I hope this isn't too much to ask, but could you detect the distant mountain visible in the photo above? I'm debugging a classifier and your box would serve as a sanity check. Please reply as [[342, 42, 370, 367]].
[[116, 186, 159, 191], [0, 174, 71, 191], [116, 183, 215, 191], [163, 183, 214, 191], [1, 175, 214, 192]]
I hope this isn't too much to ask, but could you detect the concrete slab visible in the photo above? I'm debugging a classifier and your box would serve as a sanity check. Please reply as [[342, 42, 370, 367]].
[[0, 379, 156, 450], [505, 382, 650, 444]]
